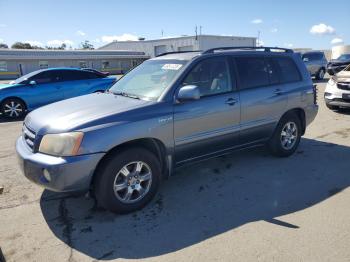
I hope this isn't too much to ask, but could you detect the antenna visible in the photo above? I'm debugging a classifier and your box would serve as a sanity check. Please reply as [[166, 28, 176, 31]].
[[257, 30, 261, 46], [161, 29, 164, 37], [195, 25, 198, 40], [200, 25, 202, 35]]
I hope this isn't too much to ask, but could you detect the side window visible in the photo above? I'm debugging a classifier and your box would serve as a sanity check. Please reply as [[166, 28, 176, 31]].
[[274, 57, 301, 83], [30, 71, 54, 84], [266, 59, 279, 85], [236, 57, 269, 89], [182, 57, 232, 97]]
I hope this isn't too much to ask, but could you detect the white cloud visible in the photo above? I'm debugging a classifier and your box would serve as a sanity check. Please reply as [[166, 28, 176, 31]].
[[251, 19, 263, 24], [0, 38, 3, 43], [101, 33, 139, 43], [0, 24, 6, 28], [76, 30, 86, 36], [270, 28, 278, 33], [331, 37, 343, 45], [47, 39, 74, 46], [93, 38, 101, 43], [256, 39, 264, 46], [25, 40, 43, 47], [284, 43, 293, 48], [310, 23, 335, 35]]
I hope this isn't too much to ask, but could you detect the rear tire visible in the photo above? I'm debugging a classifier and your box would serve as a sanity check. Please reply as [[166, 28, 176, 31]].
[[268, 113, 302, 157], [0, 98, 26, 119], [94, 147, 161, 214]]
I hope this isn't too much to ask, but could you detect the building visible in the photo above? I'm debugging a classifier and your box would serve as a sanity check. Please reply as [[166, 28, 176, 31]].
[[0, 49, 149, 79], [331, 45, 350, 59], [99, 35, 257, 57]]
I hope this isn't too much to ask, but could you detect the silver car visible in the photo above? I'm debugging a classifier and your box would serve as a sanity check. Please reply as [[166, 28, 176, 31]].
[[16, 46, 318, 213], [302, 51, 328, 80]]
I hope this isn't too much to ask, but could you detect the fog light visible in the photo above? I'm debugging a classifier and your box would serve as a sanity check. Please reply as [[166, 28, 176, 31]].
[[43, 169, 51, 182]]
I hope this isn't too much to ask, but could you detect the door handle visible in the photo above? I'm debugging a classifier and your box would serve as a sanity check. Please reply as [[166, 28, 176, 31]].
[[274, 89, 284, 95], [225, 98, 237, 106]]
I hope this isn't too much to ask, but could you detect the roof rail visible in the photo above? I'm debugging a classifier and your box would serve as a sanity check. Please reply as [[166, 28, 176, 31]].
[[156, 50, 201, 57], [203, 46, 294, 54]]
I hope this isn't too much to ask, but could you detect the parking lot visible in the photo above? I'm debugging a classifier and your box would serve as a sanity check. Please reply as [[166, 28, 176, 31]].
[[0, 79, 349, 262]]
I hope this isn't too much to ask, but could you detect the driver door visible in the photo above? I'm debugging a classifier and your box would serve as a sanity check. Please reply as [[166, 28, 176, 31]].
[[28, 70, 64, 108], [173, 56, 241, 164]]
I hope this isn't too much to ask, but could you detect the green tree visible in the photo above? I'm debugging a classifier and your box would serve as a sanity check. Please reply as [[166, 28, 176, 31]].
[[0, 43, 8, 49], [80, 40, 94, 50], [11, 42, 43, 49]]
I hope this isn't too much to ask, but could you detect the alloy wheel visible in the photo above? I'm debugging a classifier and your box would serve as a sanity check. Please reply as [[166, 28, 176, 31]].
[[280, 121, 298, 150], [113, 161, 152, 204], [3, 100, 23, 118]]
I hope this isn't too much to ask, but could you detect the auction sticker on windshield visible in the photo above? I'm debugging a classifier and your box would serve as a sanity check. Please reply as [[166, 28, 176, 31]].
[[162, 64, 183, 70]]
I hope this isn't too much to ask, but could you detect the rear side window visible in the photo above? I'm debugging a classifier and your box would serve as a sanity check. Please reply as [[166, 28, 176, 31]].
[[274, 57, 301, 83], [56, 70, 100, 82], [236, 57, 269, 89]]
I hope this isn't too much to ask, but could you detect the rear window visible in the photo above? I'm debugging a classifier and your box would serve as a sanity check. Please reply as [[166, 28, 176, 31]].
[[236, 57, 269, 89], [302, 53, 324, 61], [274, 57, 301, 83]]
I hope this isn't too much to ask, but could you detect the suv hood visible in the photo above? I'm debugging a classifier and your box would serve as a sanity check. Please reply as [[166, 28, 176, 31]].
[[329, 59, 350, 65], [25, 92, 152, 132], [335, 70, 350, 81]]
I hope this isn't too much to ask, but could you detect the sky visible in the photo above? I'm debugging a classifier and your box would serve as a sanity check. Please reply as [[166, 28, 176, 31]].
[[0, 0, 349, 50]]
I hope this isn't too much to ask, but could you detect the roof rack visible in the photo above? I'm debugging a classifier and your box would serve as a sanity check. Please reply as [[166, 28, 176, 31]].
[[203, 46, 294, 54], [156, 50, 201, 57]]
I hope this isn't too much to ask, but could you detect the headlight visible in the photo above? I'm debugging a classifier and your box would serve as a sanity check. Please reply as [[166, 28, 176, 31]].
[[39, 132, 84, 156], [328, 78, 336, 86]]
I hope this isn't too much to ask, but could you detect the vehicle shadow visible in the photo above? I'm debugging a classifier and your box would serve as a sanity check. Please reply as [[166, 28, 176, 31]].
[[0, 115, 25, 123], [313, 78, 329, 84], [40, 138, 350, 260]]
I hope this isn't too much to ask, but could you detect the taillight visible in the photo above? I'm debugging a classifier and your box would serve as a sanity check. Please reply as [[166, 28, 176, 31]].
[[313, 84, 318, 105]]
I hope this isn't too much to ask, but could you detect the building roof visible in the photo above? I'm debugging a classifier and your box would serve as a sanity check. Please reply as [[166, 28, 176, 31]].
[[0, 49, 150, 60], [99, 34, 256, 49]]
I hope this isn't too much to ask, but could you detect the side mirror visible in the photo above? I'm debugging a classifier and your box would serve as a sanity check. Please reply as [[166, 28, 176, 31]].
[[177, 85, 200, 102], [29, 80, 36, 85], [303, 57, 309, 62]]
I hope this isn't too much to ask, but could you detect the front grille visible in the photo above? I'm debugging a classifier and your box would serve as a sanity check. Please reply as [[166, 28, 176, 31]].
[[337, 82, 350, 90], [22, 124, 36, 151]]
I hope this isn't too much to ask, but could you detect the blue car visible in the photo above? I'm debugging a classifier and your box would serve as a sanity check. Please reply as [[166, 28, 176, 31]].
[[0, 68, 116, 119]]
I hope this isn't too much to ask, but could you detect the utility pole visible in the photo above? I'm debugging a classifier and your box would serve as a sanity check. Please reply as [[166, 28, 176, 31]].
[[161, 29, 164, 38], [257, 30, 261, 46], [199, 25, 202, 35], [195, 25, 198, 40]]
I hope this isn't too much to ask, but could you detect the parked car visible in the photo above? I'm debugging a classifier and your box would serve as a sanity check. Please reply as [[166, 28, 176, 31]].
[[0, 68, 116, 118], [301, 51, 327, 80], [16, 47, 318, 213], [324, 65, 350, 110], [327, 54, 350, 75]]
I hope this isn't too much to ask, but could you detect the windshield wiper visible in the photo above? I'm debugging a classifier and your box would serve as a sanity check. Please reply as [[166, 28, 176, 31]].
[[112, 91, 141, 100]]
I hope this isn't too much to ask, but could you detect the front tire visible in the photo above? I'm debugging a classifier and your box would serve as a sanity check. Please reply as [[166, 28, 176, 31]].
[[268, 113, 301, 157], [315, 68, 325, 80], [0, 98, 26, 119], [94, 147, 161, 214]]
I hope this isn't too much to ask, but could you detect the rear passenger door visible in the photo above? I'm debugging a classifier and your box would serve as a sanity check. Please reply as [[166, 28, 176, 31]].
[[173, 56, 240, 164], [234, 55, 288, 144]]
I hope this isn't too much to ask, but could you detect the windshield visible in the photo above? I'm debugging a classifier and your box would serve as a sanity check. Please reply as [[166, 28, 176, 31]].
[[336, 54, 350, 61], [11, 69, 45, 84], [109, 59, 187, 100]]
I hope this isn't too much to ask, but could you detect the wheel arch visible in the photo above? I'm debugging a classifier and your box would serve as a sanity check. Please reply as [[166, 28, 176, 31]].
[[0, 96, 28, 109], [91, 137, 169, 188], [280, 108, 306, 135]]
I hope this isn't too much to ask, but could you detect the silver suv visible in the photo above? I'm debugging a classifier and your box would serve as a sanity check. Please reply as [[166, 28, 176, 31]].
[[16, 47, 318, 213], [301, 51, 328, 80]]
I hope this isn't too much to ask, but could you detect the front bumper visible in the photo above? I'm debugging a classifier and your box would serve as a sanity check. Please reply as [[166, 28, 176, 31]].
[[16, 136, 105, 192], [324, 82, 350, 108]]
